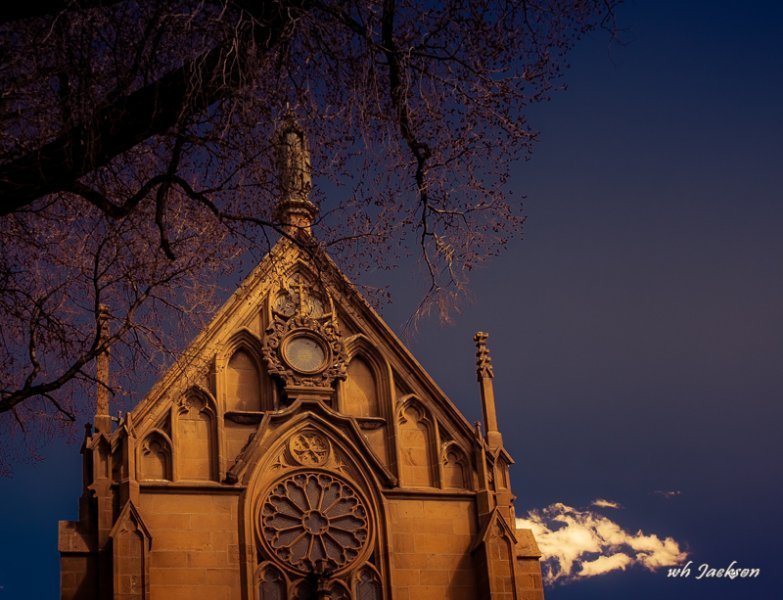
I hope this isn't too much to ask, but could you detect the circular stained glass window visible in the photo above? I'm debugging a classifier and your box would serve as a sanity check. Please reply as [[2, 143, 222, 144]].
[[260, 472, 370, 575], [282, 335, 327, 373]]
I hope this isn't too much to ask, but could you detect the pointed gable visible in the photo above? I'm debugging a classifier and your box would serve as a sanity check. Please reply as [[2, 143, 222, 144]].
[[128, 237, 478, 475]]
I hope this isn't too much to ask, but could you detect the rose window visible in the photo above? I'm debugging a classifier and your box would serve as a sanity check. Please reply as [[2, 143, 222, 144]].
[[260, 472, 370, 574]]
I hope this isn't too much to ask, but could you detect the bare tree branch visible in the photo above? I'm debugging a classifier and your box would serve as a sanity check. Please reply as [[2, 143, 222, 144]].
[[0, 0, 309, 214], [0, 0, 616, 451]]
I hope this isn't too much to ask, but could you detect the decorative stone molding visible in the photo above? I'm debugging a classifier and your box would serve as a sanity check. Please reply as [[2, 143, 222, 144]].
[[261, 269, 348, 395], [273, 271, 331, 320], [176, 386, 217, 417], [263, 314, 347, 389]]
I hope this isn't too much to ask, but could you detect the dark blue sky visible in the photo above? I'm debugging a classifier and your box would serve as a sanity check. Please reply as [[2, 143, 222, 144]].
[[388, 1, 783, 597], [1, 1, 782, 598]]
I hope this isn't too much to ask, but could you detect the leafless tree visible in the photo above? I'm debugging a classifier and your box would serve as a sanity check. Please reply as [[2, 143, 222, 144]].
[[0, 0, 615, 469]]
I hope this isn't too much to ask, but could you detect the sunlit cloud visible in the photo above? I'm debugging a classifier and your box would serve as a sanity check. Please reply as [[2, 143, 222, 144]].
[[654, 490, 682, 499], [591, 498, 622, 509], [516, 502, 687, 584], [578, 552, 632, 577]]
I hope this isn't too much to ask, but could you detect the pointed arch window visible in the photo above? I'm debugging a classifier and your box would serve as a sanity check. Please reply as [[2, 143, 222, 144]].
[[139, 431, 172, 481], [442, 443, 470, 490], [344, 356, 379, 417], [177, 393, 216, 481], [398, 399, 436, 487], [226, 349, 262, 411]]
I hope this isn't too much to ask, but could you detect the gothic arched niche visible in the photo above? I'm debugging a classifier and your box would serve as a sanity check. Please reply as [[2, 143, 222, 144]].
[[488, 520, 516, 590], [221, 329, 272, 413], [398, 398, 436, 487], [177, 392, 216, 481], [442, 442, 470, 490], [327, 580, 351, 600], [226, 349, 262, 412], [115, 530, 145, 599], [139, 431, 172, 481], [340, 337, 394, 468], [344, 356, 379, 417], [257, 563, 287, 600], [355, 564, 382, 600], [109, 503, 151, 600]]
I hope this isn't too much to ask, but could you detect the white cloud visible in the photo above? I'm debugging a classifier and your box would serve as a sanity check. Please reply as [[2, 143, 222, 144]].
[[654, 490, 682, 499], [516, 502, 687, 585], [591, 498, 622, 509], [578, 553, 633, 577]]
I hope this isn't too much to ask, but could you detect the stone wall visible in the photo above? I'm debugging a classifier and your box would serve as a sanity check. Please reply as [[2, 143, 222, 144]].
[[140, 492, 241, 600]]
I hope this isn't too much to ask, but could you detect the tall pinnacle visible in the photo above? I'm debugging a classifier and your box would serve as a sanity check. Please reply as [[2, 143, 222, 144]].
[[474, 331, 503, 449], [94, 304, 112, 435], [274, 113, 318, 235]]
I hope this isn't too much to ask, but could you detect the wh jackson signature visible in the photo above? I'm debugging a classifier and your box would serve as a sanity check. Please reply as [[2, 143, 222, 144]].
[[667, 561, 760, 580]]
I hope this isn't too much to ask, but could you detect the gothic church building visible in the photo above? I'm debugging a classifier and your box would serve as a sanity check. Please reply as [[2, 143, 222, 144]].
[[58, 120, 545, 599]]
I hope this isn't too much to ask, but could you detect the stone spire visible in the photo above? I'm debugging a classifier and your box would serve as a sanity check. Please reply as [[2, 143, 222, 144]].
[[94, 304, 112, 434], [274, 113, 318, 234], [474, 331, 503, 449]]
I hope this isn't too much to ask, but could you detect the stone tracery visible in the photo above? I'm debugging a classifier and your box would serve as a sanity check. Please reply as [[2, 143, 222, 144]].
[[259, 471, 371, 575]]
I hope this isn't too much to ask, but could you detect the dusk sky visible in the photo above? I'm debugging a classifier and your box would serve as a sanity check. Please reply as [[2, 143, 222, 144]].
[[1, 1, 782, 598]]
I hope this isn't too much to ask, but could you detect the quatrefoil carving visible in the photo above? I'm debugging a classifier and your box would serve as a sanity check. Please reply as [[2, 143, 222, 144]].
[[289, 432, 331, 467]]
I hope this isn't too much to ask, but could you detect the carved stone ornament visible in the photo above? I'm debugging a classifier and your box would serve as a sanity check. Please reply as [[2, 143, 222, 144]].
[[273, 272, 330, 320], [259, 471, 371, 575], [262, 315, 347, 388], [473, 331, 494, 379], [289, 431, 331, 467]]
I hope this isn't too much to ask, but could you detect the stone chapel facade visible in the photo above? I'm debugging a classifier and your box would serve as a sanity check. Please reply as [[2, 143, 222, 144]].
[[58, 120, 545, 600]]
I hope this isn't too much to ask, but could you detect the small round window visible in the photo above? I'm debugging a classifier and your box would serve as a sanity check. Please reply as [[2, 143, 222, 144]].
[[282, 335, 327, 373]]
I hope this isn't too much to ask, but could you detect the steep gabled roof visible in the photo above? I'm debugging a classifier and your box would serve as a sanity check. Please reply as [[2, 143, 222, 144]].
[[128, 234, 477, 443]]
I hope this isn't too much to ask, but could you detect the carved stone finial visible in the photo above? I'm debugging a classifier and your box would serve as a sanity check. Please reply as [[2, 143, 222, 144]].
[[473, 331, 494, 380], [274, 113, 318, 234]]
